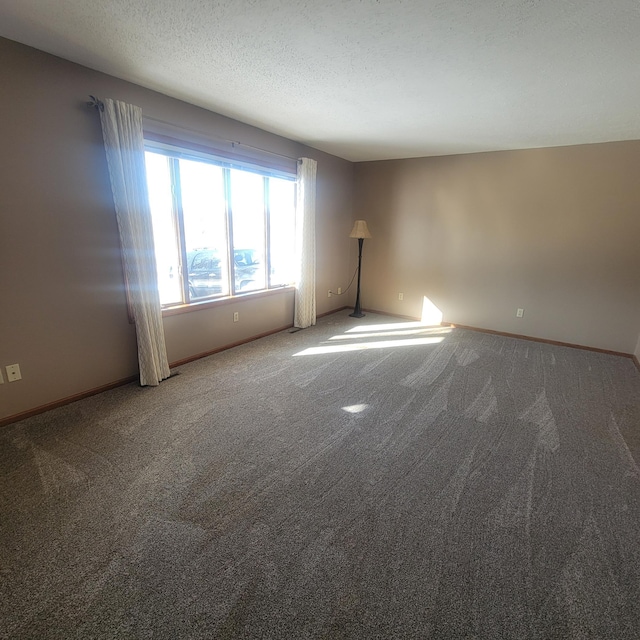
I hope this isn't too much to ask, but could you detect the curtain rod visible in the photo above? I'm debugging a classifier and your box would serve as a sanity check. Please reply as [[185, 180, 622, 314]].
[[87, 95, 299, 162], [87, 95, 104, 111]]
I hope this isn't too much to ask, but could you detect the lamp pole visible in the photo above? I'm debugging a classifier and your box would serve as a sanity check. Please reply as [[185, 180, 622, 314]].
[[348, 220, 371, 318], [350, 237, 365, 318]]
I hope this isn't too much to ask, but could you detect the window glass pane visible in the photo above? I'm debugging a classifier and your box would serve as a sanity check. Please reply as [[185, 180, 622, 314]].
[[230, 169, 266, 293], [179, 159, 229, 300], [269, 178, 296, 286], [146, 142, 296, 308], [145, 151, 182, 306]]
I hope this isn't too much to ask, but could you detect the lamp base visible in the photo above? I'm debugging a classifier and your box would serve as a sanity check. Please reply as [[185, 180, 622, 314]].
[[349, 311, 365, 318]]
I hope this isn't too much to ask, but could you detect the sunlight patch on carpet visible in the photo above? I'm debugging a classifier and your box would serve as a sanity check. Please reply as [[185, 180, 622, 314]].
[[293, 336, 445, 356]]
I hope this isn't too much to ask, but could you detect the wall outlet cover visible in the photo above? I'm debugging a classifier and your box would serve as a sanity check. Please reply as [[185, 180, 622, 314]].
[[6, 364, 22, 382]]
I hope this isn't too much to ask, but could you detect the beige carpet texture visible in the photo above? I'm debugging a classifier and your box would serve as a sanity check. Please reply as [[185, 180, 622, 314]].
[[2, 311, 640, 639]]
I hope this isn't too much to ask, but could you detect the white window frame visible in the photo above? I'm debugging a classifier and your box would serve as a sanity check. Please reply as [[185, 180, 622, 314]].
[[144, 138, 297, 310]]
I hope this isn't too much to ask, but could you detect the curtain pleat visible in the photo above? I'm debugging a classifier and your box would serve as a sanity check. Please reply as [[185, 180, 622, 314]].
[[294, 158, 317, 328], [99, 99, 171, 386]]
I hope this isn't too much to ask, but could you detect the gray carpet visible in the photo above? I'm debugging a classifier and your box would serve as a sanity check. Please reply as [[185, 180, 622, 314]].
[[2, 311, 640, 639]]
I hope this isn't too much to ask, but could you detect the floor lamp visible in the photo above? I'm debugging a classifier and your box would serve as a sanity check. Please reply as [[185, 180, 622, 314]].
[[349, 220, 372, 318]]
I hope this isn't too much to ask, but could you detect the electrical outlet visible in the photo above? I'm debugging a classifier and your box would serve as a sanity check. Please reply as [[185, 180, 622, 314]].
[[398, 292, 404, 301], [6, 364, 21, 382], [516, 308, 524, 318], [328, 289, 332, 298], [337, 287, 342, 295], [233, 312, 239, 322]]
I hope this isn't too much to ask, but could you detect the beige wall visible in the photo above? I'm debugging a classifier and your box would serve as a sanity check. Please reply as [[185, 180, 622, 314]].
[[2, 36, 637, 422], [354, 143, 640, 353], [0, 37, 354, 421], [635, 333, 640, 360]]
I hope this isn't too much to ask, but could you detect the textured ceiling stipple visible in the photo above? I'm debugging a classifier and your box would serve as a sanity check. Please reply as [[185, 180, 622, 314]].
[[1, 0, 639, 161]]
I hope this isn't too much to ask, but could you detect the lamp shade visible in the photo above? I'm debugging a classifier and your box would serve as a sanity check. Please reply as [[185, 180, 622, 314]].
[[349, 220, 372, 239]]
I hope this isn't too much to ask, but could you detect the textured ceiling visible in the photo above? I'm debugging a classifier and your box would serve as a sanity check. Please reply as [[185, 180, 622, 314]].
[[2, 0, 640, 161]]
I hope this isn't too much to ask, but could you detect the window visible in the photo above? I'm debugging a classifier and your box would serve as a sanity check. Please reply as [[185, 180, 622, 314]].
[[144, 144, 296, 307]]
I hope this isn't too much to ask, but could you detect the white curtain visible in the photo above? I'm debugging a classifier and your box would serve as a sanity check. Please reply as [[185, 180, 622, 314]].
[[294, 157, 317, 328], [99, 98, 171, 386]]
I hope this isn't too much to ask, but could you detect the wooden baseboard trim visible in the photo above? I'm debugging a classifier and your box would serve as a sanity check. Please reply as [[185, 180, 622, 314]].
[[361, 308, 422, 322], [2, 325, 295, 428], [6, 310, 634, 428], [169, 323, 294, 367], [170, 307, 349, 368], [450, 323, 634, 360], [0, 309, 352, 428], [0, 374, 139, 428], [357, 309, 636, 362], [318, 306, 349, 318]]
